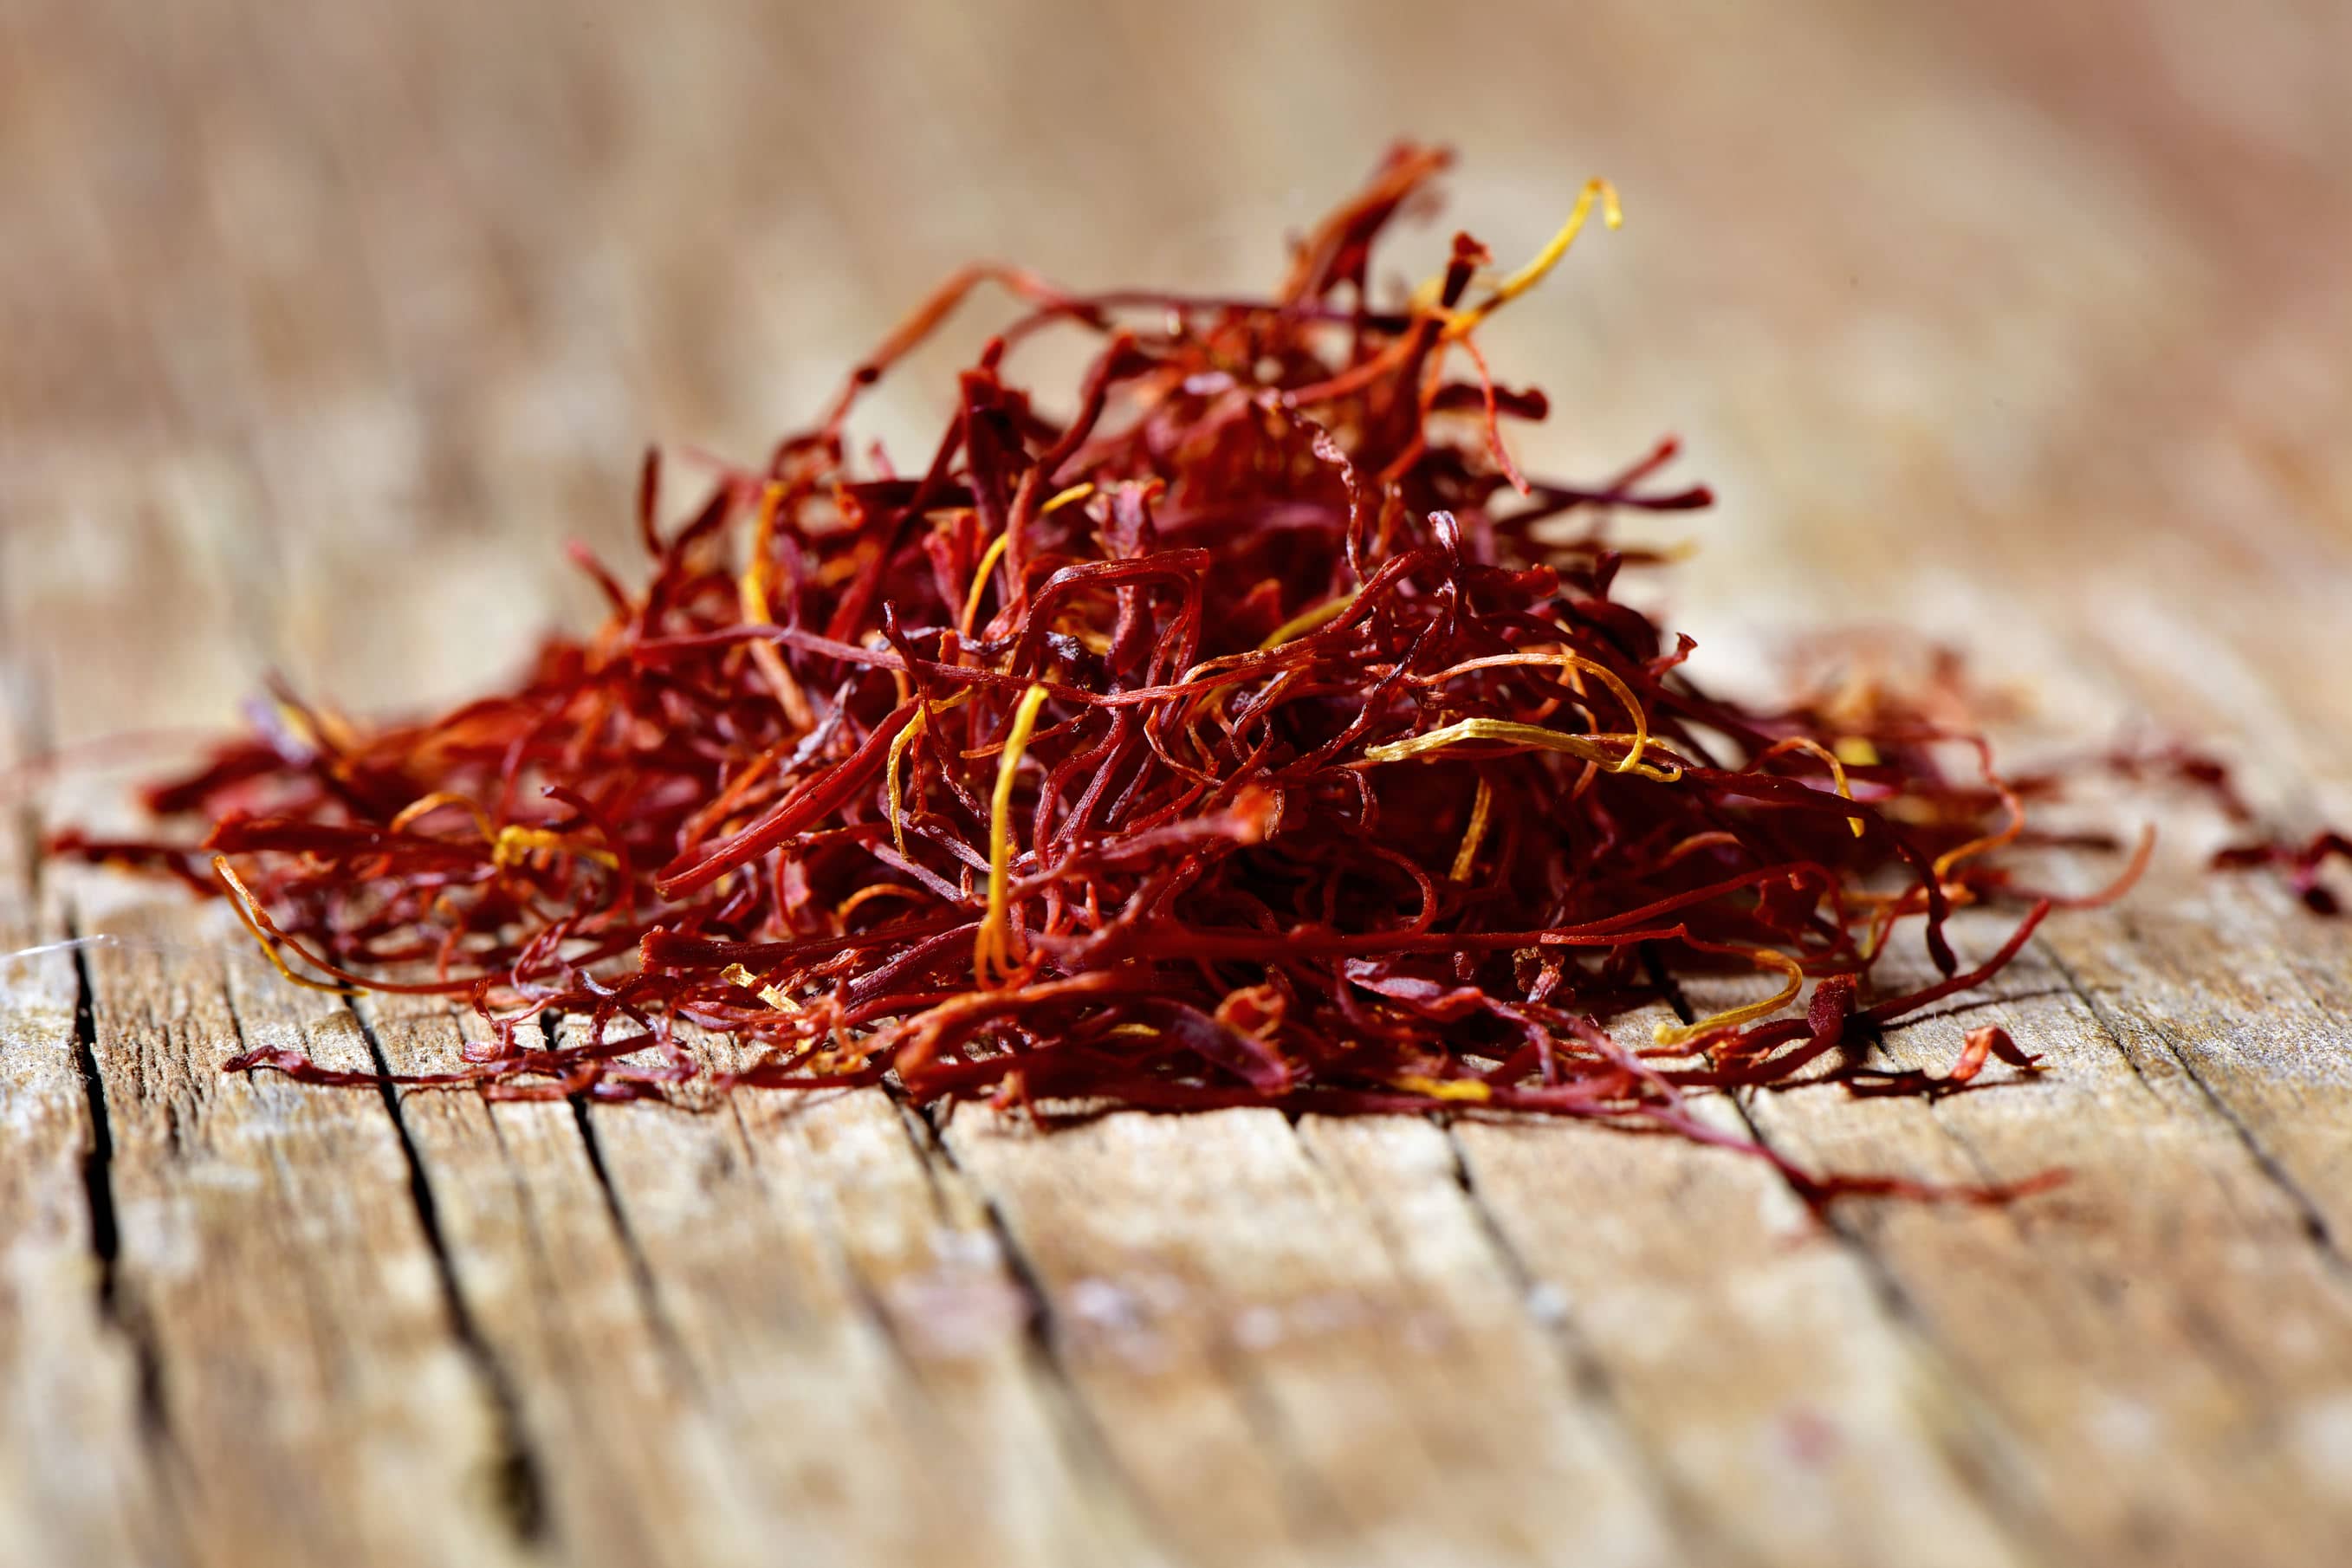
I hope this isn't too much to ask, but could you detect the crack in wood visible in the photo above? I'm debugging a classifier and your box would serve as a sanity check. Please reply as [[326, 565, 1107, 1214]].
[[1850, 1025, 2030, 1202], [1196, 1321, 1355, 1550], [1641, 944, 2061, 1568], [565, 1092, 702, 1386], [888, 1096, 955, 1221], [8, 655, 192, 1564], [2043, 945, 2350, 1283], [897, 1098, 1180, 1561], [347, 999, 551, 1548], [1435, 1120, 1739, 1565], [70, 926, 181, 1472], [729, 1096, 935, 1397], [1255, 1128, 1451, 1527], [1879, 987, 2073, 1034], [1284, 1115, 1714, 1557], [2039, 949, 2164, 1102], [1757, 1132, 2058, 1565], [547, 1010, 698, 1390]]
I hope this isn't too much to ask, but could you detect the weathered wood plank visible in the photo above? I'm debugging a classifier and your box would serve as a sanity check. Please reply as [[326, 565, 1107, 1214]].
[[706, 1090, 1166, 1565], [570, 1038, 1165, 1565], [1674, 574, 2352, 1564], [1443, 1037, 2045, 1568], [49, 873, 535, 1568], [351, 993, 764, 1568], [1727, 898, 2352, 1565], [940, 1104, 1683, 1566], [0, 710, 179, 1568], [349, 998, 1168, 1568], [2039, 884, 2352, 1251]]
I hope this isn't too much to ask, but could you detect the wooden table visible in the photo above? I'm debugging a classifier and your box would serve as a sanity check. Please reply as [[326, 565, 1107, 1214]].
[[5, 2, 2349, 1563]]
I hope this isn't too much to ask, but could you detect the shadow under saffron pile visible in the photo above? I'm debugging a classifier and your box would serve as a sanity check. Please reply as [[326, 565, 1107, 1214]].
[[57, 146, 2154, 1202]]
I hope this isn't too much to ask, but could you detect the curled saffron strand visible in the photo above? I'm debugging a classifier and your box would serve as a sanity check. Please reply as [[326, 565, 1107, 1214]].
[[1755, 736, 1864, 838], [1411, 650, 1655, 772], [885, 707, 927, 855], [1442, 178, 1622, 340], [1360, 719, 1680, 782], [975, 684, 1051, 986], [214, 856, 358, 995], [1653, 947, 1805, 1047]]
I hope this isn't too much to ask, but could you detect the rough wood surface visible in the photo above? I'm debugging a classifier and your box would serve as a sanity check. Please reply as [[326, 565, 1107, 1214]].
[[4, 2, 2351, 1563]]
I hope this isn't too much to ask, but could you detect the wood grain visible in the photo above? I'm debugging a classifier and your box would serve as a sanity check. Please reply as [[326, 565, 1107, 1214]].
[[4, 1, 2351, 1563]]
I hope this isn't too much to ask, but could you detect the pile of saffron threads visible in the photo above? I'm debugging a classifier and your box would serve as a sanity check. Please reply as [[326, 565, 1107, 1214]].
[[57, 145, 2161, 1204]]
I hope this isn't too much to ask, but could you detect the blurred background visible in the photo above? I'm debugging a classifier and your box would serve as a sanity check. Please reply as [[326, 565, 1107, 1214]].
[[4, 0, 2350, 787]]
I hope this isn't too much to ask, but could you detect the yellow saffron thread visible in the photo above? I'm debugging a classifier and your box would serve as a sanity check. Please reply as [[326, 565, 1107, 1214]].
[[1414, 650, 1652, 771], [740, 481, 814, 729], [885, 707, 927, 855], [1442, 178, 1621, 340], [213, 857, 356, 995], [1360, 718, 1680, 781], [1832, 735, 1882, 768], [1933, 779, 2025, 883], [722, 962, 800, 1013], [1449, 776, 1494, 882], [974, 684, 1051, 984], [388, 791, 494, 840], [960, 483, 1092, 638], [1758, 735, 1864, 838], [1394, 1074, 1493, 1103], [271, 700, 324, 752], [836, 883, 925, 922], [1258, 590, 1360, 651], [739, 482, 785, 623], [491, 825, 619, 871], [885, 690, 976, 853], [959, 531, 1014, 635], [1651, 949, 1805, 1047]]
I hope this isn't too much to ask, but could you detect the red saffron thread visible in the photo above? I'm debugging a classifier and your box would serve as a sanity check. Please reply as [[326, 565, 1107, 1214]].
[[54, 146, 2181, 1204]]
